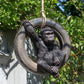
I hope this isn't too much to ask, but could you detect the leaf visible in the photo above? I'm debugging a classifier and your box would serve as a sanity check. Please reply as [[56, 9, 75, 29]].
[[63, 68, 66, 72], [67, 16, 71, 21], [54, 0, 58, 3], [52, 0, 58, 4], [51, 78, 56, 82], [43, 79, 50, 84]]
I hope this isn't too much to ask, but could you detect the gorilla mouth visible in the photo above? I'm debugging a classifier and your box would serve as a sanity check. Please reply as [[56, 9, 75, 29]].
[[48, 40, 54, 44]]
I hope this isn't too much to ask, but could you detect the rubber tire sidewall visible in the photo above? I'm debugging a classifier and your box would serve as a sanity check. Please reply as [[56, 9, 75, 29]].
[[14, 18, 71, 73]]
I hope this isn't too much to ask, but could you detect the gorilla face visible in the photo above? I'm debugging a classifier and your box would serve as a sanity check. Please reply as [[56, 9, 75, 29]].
[[42, 30, 55, 45]]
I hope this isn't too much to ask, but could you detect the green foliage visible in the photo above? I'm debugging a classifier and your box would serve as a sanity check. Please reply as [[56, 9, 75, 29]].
[[0, 0, 60, 30], [0, 0, 41, 30], [0, 0, 84, 83]]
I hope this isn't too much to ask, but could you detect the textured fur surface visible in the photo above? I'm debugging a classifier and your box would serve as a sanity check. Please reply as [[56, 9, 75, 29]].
[[23, 20, 66, 78]]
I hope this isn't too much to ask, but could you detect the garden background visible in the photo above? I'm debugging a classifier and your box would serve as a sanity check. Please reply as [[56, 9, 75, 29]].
[[0, 0, 84, 84]]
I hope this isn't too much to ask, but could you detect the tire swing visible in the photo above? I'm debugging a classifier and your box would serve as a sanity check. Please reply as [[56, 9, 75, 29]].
[[14, 0, 71, 74]]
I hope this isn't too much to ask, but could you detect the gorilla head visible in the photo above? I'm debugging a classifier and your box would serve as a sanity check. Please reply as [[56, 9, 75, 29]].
[[40, 27, 55, 45]]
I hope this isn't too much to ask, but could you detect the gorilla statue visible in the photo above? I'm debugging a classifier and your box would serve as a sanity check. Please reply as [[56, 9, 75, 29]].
[[22, 20, 66, 78]]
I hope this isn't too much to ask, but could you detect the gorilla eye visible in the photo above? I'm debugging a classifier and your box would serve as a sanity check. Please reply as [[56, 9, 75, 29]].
[[46, 32, 54, 35], [51, 32, 54, 34], [47, 33, 51, 35]]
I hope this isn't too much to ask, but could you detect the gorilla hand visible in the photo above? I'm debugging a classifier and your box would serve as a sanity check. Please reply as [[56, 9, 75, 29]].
[[51, 66, 59, 78]]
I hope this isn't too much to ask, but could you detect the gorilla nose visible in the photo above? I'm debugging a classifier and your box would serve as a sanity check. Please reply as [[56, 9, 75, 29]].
[[49, 37, 54, 41]]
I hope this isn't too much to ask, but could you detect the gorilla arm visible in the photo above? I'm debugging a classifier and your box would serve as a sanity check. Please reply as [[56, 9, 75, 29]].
[[53, 49, 66, 69], [37, 57, 58, 75], [22, 20, 40, 43]]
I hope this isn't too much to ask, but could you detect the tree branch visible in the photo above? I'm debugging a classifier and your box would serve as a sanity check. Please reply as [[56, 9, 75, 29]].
[[56, 4, 67, 18]]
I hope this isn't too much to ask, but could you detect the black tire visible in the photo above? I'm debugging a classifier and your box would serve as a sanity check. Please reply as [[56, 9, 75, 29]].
[[14, 18, 71, 73]]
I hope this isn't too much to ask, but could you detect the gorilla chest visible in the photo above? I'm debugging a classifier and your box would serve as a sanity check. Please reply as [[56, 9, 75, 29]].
[[43, 52, 54, 65]]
